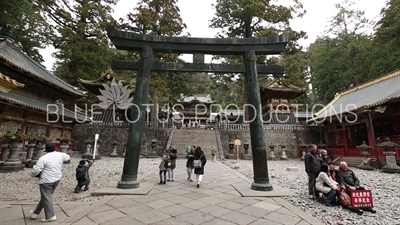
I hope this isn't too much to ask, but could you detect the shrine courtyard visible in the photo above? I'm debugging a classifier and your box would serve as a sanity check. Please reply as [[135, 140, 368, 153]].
[[0, 158, 324, 225], [1, 158, 399, 225]]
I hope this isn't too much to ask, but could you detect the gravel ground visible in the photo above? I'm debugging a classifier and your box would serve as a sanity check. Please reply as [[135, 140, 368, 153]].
[[222, 159, 400, 225], [0, 157, 159, 202]]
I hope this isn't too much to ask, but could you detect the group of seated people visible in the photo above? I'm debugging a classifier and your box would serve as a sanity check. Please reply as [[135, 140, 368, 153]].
[[314, 161, 376, 213]]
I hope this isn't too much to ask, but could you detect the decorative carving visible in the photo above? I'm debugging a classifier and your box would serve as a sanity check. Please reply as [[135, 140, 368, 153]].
[[141, 46, 150, 58], [0, 120, 21, 137], [247, 50, 256, 61], [49, 128, 62, 141]]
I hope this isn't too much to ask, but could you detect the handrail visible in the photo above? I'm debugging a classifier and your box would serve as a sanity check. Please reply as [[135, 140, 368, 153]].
[[165, 128, 175, 150], [217, 123, 319, 131], [215, 129, 225, 160]]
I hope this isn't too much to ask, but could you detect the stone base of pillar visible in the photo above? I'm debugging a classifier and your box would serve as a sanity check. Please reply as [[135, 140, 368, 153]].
[[0, 160, 24, 172], [381, 164, 400, 173], [82, 154, 101, 160], [110, 153, 119, 157], [251, 182, 273, 191], [358, 165, 375, 170], [280, 155, 288, 160], [117, 179, 140, 189], [301, 151, 306, 161], [146, 151, 158, 158]]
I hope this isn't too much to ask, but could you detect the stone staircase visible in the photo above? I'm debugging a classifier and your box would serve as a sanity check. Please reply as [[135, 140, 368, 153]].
[[170, 129, 218, 159], [333, 157, 364, 167]]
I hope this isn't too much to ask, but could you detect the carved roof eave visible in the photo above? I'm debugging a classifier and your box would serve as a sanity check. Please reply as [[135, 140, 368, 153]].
[[261, 77, 305, 92], [0, 72, 25, 93], [77, 68, 125, 85]]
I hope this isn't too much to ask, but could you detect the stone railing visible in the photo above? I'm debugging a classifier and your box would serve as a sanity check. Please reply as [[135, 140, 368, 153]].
[[215, 129, 225, 160], [165, 128, 175, 150], [217, 123, 319, 132], [90, 121, 173, 128]]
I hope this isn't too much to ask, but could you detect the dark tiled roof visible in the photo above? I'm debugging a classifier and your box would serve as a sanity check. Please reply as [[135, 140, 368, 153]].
[[0, 91, 88, 121], [0, 39, 84, 96], [316, 69, 400, 119]]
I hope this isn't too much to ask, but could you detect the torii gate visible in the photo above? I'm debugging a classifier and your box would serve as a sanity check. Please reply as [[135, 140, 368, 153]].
[[107, 28, 289, 191]]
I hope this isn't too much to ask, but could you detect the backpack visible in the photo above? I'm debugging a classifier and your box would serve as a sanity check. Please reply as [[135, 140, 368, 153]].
[[164, 157, 171, 168], [76, 166, 87, 182]]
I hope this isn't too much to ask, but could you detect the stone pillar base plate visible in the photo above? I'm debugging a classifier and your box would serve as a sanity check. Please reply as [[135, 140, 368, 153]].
[[381, 165, 400, 173], [358, 165, 375, 171], [251, 182, 273, 191], [117, 179, 140, 189]]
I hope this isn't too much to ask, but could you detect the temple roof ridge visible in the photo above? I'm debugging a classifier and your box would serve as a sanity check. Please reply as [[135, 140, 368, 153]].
[[0, 39, 85, 97]]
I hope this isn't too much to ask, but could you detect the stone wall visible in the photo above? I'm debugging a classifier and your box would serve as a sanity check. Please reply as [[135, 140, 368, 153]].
[[73, 124, 171, 156], [219, 126, 320, 159]]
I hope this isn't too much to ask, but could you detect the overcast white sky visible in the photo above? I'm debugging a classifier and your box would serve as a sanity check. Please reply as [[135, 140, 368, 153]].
[[39, 0, 386, 70]]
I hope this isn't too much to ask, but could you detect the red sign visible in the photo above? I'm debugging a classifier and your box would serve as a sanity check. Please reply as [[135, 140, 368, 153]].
[[350, 190, 374, 208]]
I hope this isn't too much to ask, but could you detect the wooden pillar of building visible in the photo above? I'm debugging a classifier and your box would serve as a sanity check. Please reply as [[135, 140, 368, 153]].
[[342, 125, 348, 154], [366, 120, 375, 148]]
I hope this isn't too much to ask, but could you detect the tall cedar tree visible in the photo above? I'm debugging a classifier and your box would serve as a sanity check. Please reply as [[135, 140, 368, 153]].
[[308, 0, 377, 105], [209, 0, 307, 107], [372, 0, 400, 74], [0, 0, 52, 63], [120, 0, 194, 109], [42, 0, 118, 86]]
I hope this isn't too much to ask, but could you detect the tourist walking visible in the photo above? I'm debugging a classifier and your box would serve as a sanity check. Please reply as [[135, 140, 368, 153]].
[[194, 146, 207, 188], [159, 150, 171, 184], [305, 144, 322, 199], [167, 147, 177, 181], [74, 159, 93, 193], [186, 146, 195, 182], [30, 142, 70, 222], [211, 146, 216, 162]]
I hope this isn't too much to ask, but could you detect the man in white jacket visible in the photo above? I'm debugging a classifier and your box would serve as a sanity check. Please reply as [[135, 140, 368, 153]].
[[30, 142, 70, 222]]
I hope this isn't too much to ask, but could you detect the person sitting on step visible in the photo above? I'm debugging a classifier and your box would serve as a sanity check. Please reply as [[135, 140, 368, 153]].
[[315, 163, 339, 206], [337, 161, 376, 213]]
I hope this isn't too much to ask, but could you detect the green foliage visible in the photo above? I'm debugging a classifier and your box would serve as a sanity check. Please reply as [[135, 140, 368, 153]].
[[372, 0, 400, 74], [209, 0, 308, 106], [44, 0, 118, 86], [120, 0, 194, 106], [308, 0, 379, 105], [0, 0, 52, 63]]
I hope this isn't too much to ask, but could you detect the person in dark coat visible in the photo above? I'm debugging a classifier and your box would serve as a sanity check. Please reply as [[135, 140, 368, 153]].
[[305, 144, 322, 199], [194, 146, 207, 188], [167, 147, 177, 181], [186, 146, 195, 182]]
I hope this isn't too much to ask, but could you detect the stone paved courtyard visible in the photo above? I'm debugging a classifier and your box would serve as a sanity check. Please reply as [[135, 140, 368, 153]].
[[0, 159, 324, 225]]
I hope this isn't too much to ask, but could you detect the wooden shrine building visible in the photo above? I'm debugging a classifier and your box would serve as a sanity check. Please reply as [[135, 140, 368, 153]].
[[0, 29, 87, 141], [260, 78, 306, 124], [177, 94, 216, 126], [314, 69, 400, 160], [77, 69, 135, 126]]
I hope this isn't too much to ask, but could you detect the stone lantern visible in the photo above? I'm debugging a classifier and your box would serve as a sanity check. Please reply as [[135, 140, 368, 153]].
[[228, 141, 234, 154], [29, 133, 48, 168], [147, 139, 158, 158], [0, 131, 13, 164], [1, 129, 27, 171], [378, 138, 400, 173], [279, 142, 288, 160], [25, 132, 37, 163], [122, 144, 126, 157], [356, 141, 374, 170], [299, 141, 308, 160], [110, 140, 119, 157], [83, 139, 93, 158], [59, 133, 70, 153], [268, 143, 276, 160], [243, 140, 250, 155]]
